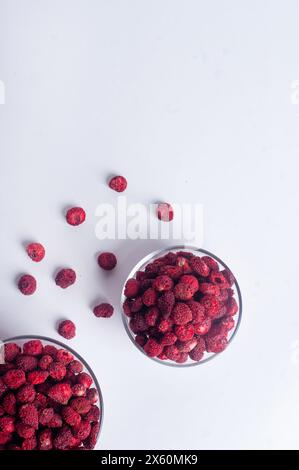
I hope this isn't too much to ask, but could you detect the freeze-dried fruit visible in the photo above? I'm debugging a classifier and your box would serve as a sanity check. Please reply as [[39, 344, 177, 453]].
[[19, 404, 38, 429], [142, 288, 157, 306], [48, 362, 66, 381], [201, 256, 219, 272], [72, 419, 91, 440], [38, 355, 53, 370], [38, 428, 53, 450], [124, 278, 140, 298], [22, 435, 37, 450], [199, 283, 221, 296], [47, 383, 72, 405], [4, 343, 21, 362], [70, 397, 91, 415], [145, 307, 159, 326], [109, 175, 127, 192], [176, 353, 189, 364], [85, 405, 100, 423], [160, 332, 177, 346], [2, 393, 16, 415], [15, 355, 38, 372], [58, 320, 76, 339], [226, 297, 238, 316], [193, 317, 212, 336], [18, 274, 37, 295], [174, 282, 194, 301], [0, 416, 15, 433], [206, 334, 228, 353], [164, 345, 180, 361], [3, 369, 26, 390], [55, 268, 76, 289], [16, 422, 35, 439], [16, 385, 35, 406], [62, 406, 81, 427], [43, 345, 58, 358], [72, 384, 86, 397], [86, 389, 98, 405], [172, 303, 192, 325], [26, 243, 45, 262], [200, 295, 221, 318], [159, 264, 182, 279], [157, 291, 175, 318], [174, 324, 194, 342], [68, 360, 83, 374], [97, 252, 117, 270], [27, 371, 49, 385], [143, 339, 163, 358], [153, 275, 173, 292], [93, 303, 114, 318], [66, 207, 86, 226], [39, 408, 54, 426], [186, 300, 205, 323], [176, 338, 198, 353], [53, 426, 73, 450], [129, 313, 148, 334], [157, 203, 174, 222], [77, 373, 93, 389], [189, 257, 210, 277], [55, 349, 74, 365], [23, 339, 43, 356]]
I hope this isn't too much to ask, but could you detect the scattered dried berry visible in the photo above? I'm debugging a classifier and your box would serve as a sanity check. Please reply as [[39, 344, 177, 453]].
[[26, 242, 45, 262], [108, 175, 127, 192], [66, 207, 86, 226], [93, 303, 114, 318], [97, 252, 117, 271], [157, 203, 174, 222], [18, 274, 37, 295], [58, 320, 76, 339], [55, 268, 76, 289]]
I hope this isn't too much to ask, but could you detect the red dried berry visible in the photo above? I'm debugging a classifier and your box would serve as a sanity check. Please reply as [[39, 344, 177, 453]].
[[26, 243, 45, 262], [66, 207, 86, 226], [77, 373, 93, 389], [172, 302, 192, 325], [186, 300, 205, 323], [133, 335, 146, 350], [15, 355, 38, 372], [16, 422, 35, 439], [201, 256, 219, 272], [68, 360, 83, 374], [159, 264, 182, 279], [39, 408, 54, 426], [157, 318, 172, 333], [55, 268, 76, 289], [143, 338, 163, 358], [93, 303, 114, 318], [226, 297, 238, 316], [38, 355, 53, 370], [53, 426, 73, 450], [62, 406, 81, 427], [209, 271, 229, 287], [83, 422, 99, 449], [199, 283, 221, 296], [157, 291, 175, 318], [206, 334, 228, 353], [55, 349, 74, 365], [48, 362, 67, 381], [142, 287, 157, 306], [85, 405, 100, 423], [157, 203, 174, 222], [72, 384, 86, 397], [190, 257, 210, 277], [70, 397, 91, 415], [43, 345, 58, 358], [58, 320, 76, 339], [201, 295, 221, 318], [72, 419, 91, 440], [176, 256, 192, 273], [189, 342, 205, 362], [19, 404, 38, 429], [27, 371, 49, 385], [173, 283, 194, 301], [22, 435, 37, 450], [0, 416, 15, 433], [2, 393, 16, 415], [97, 252, 117, 270], [3, 369, 26, 390], [18, 274, 37, 295], [0, 432, 12, 445], [193, 317, 212, 335], [160, 332, 177, 346], [0, 379, 7, 398], [86, 388, 98, 404], [153, 275, 174, 292], [4, 343, 21, 362], [145, 307, 159, 326], [38, 428, 53, 450], [124, 278, 140, 298], [174, 324, 195, 342], [129, 313, 148, 334], [180, 275, 199, 292], [164, 345, 180, 361], [16, 384, 36, 404], [176, 338, 198, 353], [48, 413, 63, 428], [23, 339, 43, 356], [176, 353, 189, 364], [221, 269, 235, 286], [34, 393, 47, 410], [47, 383, 72, 405], [108, 175, 127, 192]]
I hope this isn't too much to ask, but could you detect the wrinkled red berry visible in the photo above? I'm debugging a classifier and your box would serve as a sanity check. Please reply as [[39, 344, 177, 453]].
[[58, 320, 76, 339], [174, 324, 195, 342], [97, 252, 117, 271], [142, 288, 157, 306], [93, 303, 114, 318], [157, 291, 175, 318], [206, 334, 228, 353], [144, 339, 163, 358], [15, 355, 38, 372], [77, 373, 93, 389], [172, 302, 192, 325], [26, 243, 45, 262], [68, 360, 83, 374], [38, 428, 53, 450], [38, 355, 53, 370], [18, 274, 37, 295], [3, 369, 26, 390], [4, 343, 21, 362], [124, 278, 140, 298], [55, 268, 76, 289], [109, 175, 127, 192], [23, 339, 43, 356], [157, 203, 174, 222], [70, 397, 91, 415], [190, 257, 210, 277], [193, 316, 212, 336], [19, 404, 38, 429], [27, 371, 49, 385], [55, 349, 74, 365], [47, 383, 72, 405], [49, 362, 66, 381], [39, 408, 54, 426], [66, 207, 86, 226], [201, 295, 221, 318], [153, 275, 173, 292], [16, 422, 35, 439], [62, 406, 81, 427]]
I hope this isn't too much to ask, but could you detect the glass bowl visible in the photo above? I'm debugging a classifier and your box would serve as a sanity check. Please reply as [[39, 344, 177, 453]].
[[0, 335, 104, 449], [121, 245, 242, 367]]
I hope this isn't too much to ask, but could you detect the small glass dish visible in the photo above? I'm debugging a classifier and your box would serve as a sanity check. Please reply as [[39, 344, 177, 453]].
[[0, 335, 104, 449], [121, 245, 242, 367]]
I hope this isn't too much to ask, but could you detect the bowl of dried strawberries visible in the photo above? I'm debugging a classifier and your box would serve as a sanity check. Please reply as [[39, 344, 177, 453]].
[[121, 246, 242, 367], [0, 335, 103, 450]]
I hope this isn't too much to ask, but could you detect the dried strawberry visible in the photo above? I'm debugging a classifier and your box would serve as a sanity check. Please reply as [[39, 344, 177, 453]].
[[53, 426, 73, 450], [172, 302, 192, 325], [93, 303, 114, 318], [85, 405, 100, 423], [72, 419, 91, 440], [153, 275, 173, 292], [206, 334, 228, 353], [47, 383, 72, 405], [164, 345, 180, 361], [157, 291, 175, 318], [108, 175, 127, 192], [18, 274, 37, 295], [16, 422, 35, 439], [135, 334, 147, 347], [16, 384, 36, 404], [129, 313, 148, 334], [174, 283, 194, 301], [22, 435, 37, 450], [55, 349, 74, 365], [39, 408, 54, 426], [26, 242, 45, 262], [4, 343, 21, 362], [83, 422, 99, 449], [38, 355, 53, 370], [58, 320, 76, 339], [3, 369, 26, 390], [201, 256, 219, 272], [142, 288, 157, 306], [190, 257, 210, 277], [176, 338, 198, 353], [226, 297, 238, 316], [2, 393, 16, 415], [144, 338, 163, 358], [124, 278, 140, 298], [176, 353, 189, 364], [49, 362, 66, 381], [160, 332, 177, 346], [19, 404, 38, 429], [159, 264, 182, 279], [86, 389, 98, 405], [55, 268, 76, 289], [193, 317, 212, 335], [145, 307, 159, 326], [15, 355, 38, 372], [27, 371, 49, 385], [62, 406, 81, 427], [38, 428, 53, 450], [174, 324, 195, 342], [77, 373, 93, 389], [97, 252, 117, 270], [70, 398, 91, 415], [66, 207, 86, 226], [68, 360, 83, 374], [200, 295, 221, 318], [0, 416, 15, 433]]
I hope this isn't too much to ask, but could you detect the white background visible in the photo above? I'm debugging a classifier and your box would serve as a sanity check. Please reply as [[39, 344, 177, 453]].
[[0, 0, 299, 450]]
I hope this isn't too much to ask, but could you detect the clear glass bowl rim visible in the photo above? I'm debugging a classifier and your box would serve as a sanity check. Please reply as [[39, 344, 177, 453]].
[[121, 245, 243, 368], [1, 334, 104, 447]]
